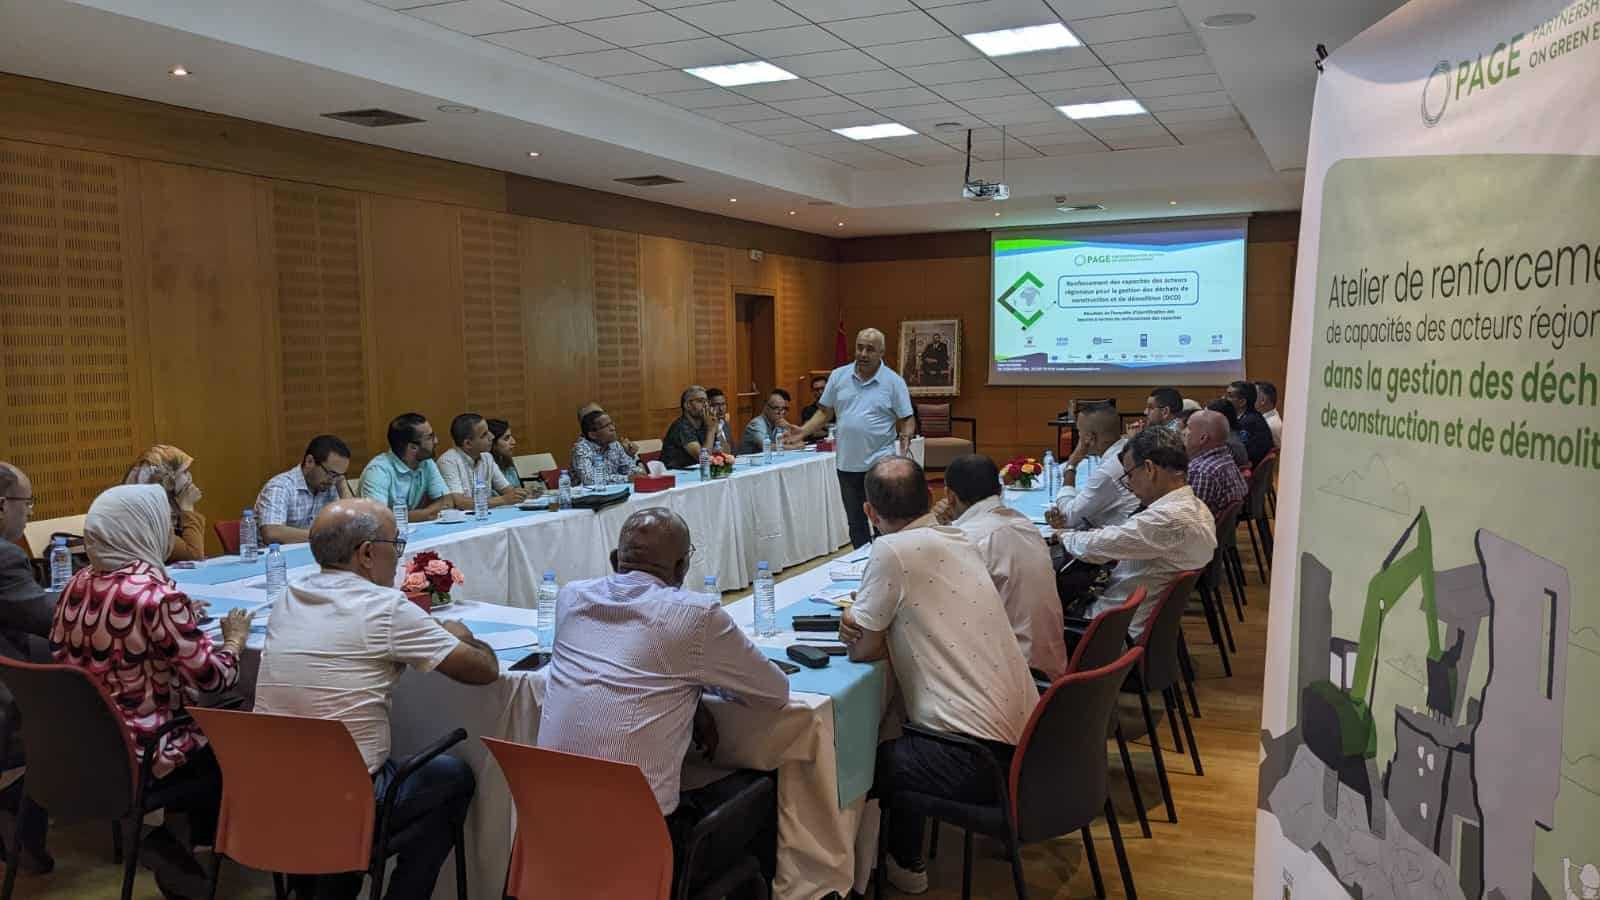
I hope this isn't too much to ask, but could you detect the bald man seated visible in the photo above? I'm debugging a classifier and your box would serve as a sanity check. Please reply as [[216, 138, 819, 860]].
[[254, 499, 499, 900], [1183, 409, 1248, 518], [538, 508, 789, 895]]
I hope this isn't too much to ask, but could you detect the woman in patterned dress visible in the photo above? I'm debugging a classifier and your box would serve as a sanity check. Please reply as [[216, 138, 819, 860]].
[[51, 484, 251, 898]]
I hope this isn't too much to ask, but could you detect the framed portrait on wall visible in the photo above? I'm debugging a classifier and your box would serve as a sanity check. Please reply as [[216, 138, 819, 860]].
[[899, 318, 961, 397]]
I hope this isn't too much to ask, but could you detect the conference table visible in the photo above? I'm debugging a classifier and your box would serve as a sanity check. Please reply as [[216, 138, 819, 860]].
[[173, 448, 902, 899]]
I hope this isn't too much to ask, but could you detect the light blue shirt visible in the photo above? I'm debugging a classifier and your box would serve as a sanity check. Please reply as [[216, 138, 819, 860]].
[[819, 362, 914, 472], [359, 451, 451, 509]]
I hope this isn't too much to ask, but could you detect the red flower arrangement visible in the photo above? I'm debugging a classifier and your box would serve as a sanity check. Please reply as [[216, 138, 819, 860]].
[[401, 550, 464, 610], [707, 450, 736, 478], [1000, 456, 1043, 489]]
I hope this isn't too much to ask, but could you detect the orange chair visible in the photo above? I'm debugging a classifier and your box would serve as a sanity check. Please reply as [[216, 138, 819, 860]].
[[213, 519, 241, 556], [190, 708, 469, 899], [482, 737, 673, 900]]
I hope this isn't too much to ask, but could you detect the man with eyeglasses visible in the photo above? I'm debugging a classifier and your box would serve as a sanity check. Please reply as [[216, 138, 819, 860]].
[[1054, 426, 1216, 638], [0, 462, 69, 872], [254, 434, 356, 545], [255, 498, 499, 900], [359, 413, 472, 522], [739, 388, 795, 455]]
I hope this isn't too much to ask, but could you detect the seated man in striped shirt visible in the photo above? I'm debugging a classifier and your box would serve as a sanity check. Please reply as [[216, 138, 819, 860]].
[[538, 509, 789, 895]]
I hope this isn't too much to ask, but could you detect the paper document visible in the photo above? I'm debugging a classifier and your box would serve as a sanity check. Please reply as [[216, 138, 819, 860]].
[[827, 561, 866, 580], [478, 629, 540, 651]]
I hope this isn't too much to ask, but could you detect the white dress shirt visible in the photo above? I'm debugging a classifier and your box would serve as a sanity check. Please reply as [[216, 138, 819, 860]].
[[538, 570, 789, 814], [850, 516, 1036, 744], [1264, 408, 1283, 447], [1058, 485, 1217, 637], [436, 447, 511, 496], [952, 496, 1068, 679], [1053, 438, 1140, 530], [254, 569, 463, 773]]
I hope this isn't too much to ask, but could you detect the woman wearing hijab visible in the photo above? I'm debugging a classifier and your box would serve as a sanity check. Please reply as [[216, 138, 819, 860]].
[[124, 444, 207, 562], [50, 485, 251, 898]]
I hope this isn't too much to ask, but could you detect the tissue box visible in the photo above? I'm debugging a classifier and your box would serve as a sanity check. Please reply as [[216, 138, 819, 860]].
[[632, 474, 676, 493]]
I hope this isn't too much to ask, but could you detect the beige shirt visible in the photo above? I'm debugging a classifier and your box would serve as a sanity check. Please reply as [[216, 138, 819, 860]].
[[254, 569, 462, 772], [953, 496, 1068, 679], [436, 446, 511, 496], [850, 515, 1036, 744]]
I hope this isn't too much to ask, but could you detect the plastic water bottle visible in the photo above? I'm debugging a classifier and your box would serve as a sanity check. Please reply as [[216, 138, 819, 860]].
[[473, 478, 489, 521], [536, 570, 559, 633], [48, 537, 71, 590], [753, 561, 777, 637], [699, 446, 711, 480], [1042, 451, 1056, 497], [557, 470, 573, 509], [774, 425, 786, 460], [239, 509, 259, 562], [703, 574, 719, 600], [761, 434, 773, 466], [392, 499, 409, 535], [826, 424, 836, 444], [264, 543, 287, 604]]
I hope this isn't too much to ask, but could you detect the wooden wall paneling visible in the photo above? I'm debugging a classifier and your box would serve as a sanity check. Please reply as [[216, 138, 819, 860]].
[[0, 140, 147, 518], [639, 236, 695, 438], [267, 181, 372, 463], [460, 211, 527, 420], [138, 161, 277, 545], [689, 242, 731, 400], [777, 255, 834, 398], [0, 75, 507, 212], [727, 247, 780, 295], [590, 228, 644, 444], [522, 218, 596, 465], [360, 195, 466, 461]]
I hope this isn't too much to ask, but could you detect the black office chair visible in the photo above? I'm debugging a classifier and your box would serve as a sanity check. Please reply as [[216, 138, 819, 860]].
[[876, 648, 1143, 900], [674, 771, 776, 900]]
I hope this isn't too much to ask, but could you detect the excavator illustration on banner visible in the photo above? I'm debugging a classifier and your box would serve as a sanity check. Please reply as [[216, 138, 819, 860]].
[[1299, 507, 1465, 830]]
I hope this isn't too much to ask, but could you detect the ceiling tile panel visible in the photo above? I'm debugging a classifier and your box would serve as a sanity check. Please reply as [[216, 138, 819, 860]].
[[771, 94, 867, 115], [406, 0, 551, 34], [1152, 105, 1239, 123], [730, 78, 834, 101], [726, 25, 848, 57], [769, 130, 859, 146], [544, 48, 663, 75], [602, 69, 714, 93], [863, 36, 981, 67], [933, 77, 1029, 100], [823, 11, 949, 45], [845, 86, 944, 109], [1168, 125, 1252, 144], [1105, 133, 1178, 149], [1003, 120, 1089, 137], [1035, 141, 1108, 156], [979, 107, 1066, 126], [1065, 7, 1190, 43], [770, 48, 886, 76], [1015, 66, 1119, 92], [813, 69, 916, 92], [991, 45, 1101, 75], [775, 0, 916, 20], [731, 115, 820, 134], [697, 102, 785, 122], [873, 101, 970, 122], [633, 36, 751, 67], [1090, 32, 1203, 64], [507, 0, 650, 19], [1034, 84, 1133, 105], [653, 86, 751, 108], [900, 59, 1007, 85], [670, 0, 808, 35], [1110, 55, 1213, 82], [925, 0, 1060, 33], [1078, 121, 1167, 138], [1129, 73, 1224, 98], [484, 24, 612, 55], [573, 11, 707, 45], [1139, 90, 1230, 111], [804, 109, 893, 128], [1042, 0, 1175, 18]]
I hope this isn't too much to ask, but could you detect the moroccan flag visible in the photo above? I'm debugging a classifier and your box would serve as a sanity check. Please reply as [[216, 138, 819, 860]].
[[834, 319, 848, 365]]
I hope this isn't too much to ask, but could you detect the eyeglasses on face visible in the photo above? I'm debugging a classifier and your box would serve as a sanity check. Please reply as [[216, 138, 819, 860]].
[[370, 536, 408, 555], [2, 496, 34, 512]]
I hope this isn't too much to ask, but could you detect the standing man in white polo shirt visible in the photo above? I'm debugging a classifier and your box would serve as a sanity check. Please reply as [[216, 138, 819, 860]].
[[786, 328, 915, 548]]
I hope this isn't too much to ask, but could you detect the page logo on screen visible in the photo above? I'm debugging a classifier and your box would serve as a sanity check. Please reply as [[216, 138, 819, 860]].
[[1420, 59, 1452, 126], [997, 272, 1046, 328]]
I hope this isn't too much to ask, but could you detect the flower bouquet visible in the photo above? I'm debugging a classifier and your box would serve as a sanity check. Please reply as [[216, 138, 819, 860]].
[[1001, 456, 1043, 490], [708, 449, 736, 479], [401, 550, 464, 611]]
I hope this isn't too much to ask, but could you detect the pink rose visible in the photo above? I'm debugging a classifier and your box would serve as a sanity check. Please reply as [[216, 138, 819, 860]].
[[402, 572, 429, 592], [425, 559, 449, 576], [451, 569, 464, 585]]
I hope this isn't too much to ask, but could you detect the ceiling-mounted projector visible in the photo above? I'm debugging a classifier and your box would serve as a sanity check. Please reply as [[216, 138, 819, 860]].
[[961, 128, 1008, 201]]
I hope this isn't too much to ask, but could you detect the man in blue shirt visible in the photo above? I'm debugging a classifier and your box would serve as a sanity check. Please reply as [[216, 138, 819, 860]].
[[359, 413, 470, 522], [787, 328, 915, 547]]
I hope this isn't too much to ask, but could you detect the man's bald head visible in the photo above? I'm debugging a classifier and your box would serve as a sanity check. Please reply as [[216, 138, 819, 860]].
[[0, 462, 30, 543], [1078, 406, 1122, 442], [614, 508, 693, 586], [309, 498, 393, 566], [1184, 409, 1229, 456]]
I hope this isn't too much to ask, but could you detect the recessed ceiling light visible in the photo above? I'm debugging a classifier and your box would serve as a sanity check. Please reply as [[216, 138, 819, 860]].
[[962, 22, 1080, 57], [729, 197, 738, 203], [787, 210, 796, 215], [437, 103, 478, 114], [994, 212, 1002, 217], [1056, 203, 1105, 212], [1170, 200, 1179, 205], [169, 65, 190, 78], [684, 61, 797, 87], [836, 222, 845, 227], [1201, 12, 1256, 28], [833, 123, 917, 141], [1057, 99, 1147, 120], [527, 151, 541, 158]]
